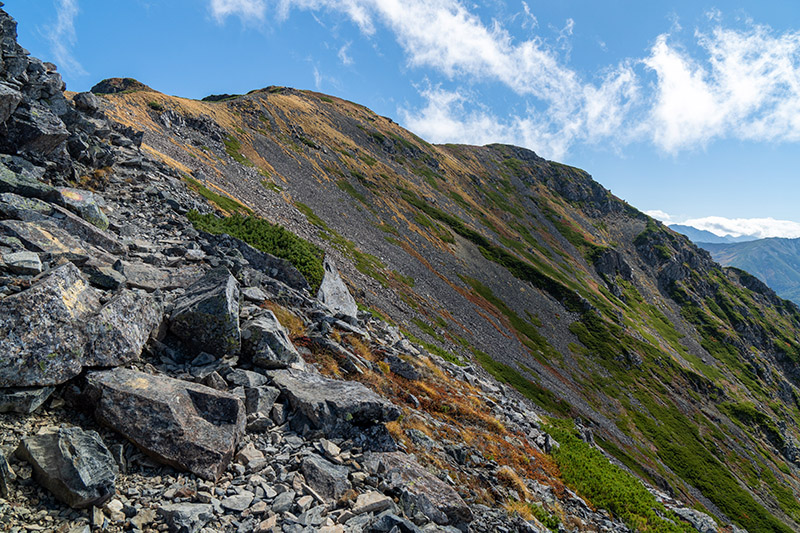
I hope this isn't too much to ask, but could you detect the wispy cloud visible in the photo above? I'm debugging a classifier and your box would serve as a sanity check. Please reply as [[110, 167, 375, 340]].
[[644, 210, 675, 223], [209, 0, 267, 23], [338, 42, 354, 65], [209, 1, 800, 160], [46, 0, 85, 77], [679, 216, 800, 239]]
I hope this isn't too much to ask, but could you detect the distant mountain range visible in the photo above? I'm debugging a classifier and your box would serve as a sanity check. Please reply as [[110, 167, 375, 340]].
[[668, 224, 757, 244], [699, 238, 800, 305]]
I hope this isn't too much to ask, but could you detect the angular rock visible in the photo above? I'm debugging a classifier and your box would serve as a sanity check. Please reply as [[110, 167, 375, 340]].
[[0, 263, 99, 387], [5, 102, 69, 155], [301, 454, 350, 501], [0, 81, 22, 123], [0, 161, 56, 200], [113, 260, 204, 291], [15, 426, 117, 508], [56, 187, 109, 230], [225, 368, 269, 388], [317, 257, 358, 321], [49, 203, 125, 254], [671, 507, 718, 533], [1, 250, 41, 275], [352, 491, 393, 515], [0, 386, 54, 413], [367, 452, 472, 526], [85, 368, 246, 481], [244, 386, 280, 416], [72, 91, 101, 113], [269, 369, 400, 442], [221, 490, 254, 512], [0, 219, 89, 262], [170, 266, 241, 357], [157, 503, 214, 533], [0, 191, 53, 221], [0, 448, 15, 498], [241, 311, 302, 369], [366, 511, 422, 533], [271, 489, 296, 513], [81, 259, 126, 289], [241, 286, 267, 302], [83, 289, 161, 367]]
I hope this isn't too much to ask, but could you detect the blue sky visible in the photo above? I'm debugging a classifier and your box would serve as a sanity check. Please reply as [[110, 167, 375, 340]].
[[7, 1, 800, 238]]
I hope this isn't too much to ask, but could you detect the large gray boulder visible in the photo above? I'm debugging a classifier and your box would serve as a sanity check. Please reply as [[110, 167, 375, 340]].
[[15, 426, 117, 509], [84, 290, 162, 367], [170, 266, 241, 357], [0, 219, 89, 263], [269, 369, 400, 444], [366, 452, 472, 527], [301, 454, 351, 501], [241, 311, 303, 369], [85, 368, 246, 481], [0, 161, 56, 200], [5, 102, 69, 155], [0, 263, 160, 387], [0, 263, 98, 387], [56, 187, 109, 230], [317, 256, 358, 321], [0, 81, 22, 123], [157, 503, 214, 533]]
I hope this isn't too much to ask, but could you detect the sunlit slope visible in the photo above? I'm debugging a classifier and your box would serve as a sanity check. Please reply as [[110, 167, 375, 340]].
[[100, 84, 800, 532]]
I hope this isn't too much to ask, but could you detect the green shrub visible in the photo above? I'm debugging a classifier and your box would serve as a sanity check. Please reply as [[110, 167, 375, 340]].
[[186, 211, 324, 291], [147, 101, 164, 111], [183, 176, 252, 215]]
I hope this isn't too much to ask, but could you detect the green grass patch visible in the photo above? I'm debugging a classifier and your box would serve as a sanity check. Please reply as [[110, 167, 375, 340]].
[[186, 211, 324, 291], [261, 179, 283, 192], [336, 179, 368, 204], [223, 136, 254, 166], [183, 176, 252, 215]]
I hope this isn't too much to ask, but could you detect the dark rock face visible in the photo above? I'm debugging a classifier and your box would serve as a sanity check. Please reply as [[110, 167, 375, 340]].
[[55, 187, 109, 230], [301, 454, 351, 501], [169, 266, 241, 357], [157, 503, 214, 533], [90, 77, 152, 95], [241, 311, 303, 369], [0, 448, 15, 498], [15, 426, 117, 509], [317, 256, 358, 320], [270, 369, 400, 444], [85, 368, 246, 481]]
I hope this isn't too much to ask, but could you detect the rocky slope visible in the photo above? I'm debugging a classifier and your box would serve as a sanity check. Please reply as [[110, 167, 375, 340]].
[[1, 5, 800, 533], [700, 238, 800, 305]]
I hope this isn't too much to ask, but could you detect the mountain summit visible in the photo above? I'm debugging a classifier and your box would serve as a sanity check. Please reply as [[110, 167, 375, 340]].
[[1, 7, 800, 533]]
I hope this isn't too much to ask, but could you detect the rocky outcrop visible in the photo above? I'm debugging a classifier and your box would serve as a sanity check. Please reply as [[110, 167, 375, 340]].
[[85, 368, 246, 481], [317, 256, 358, 320], [241, 310, 303, 369], [15, 426, 117, 508]]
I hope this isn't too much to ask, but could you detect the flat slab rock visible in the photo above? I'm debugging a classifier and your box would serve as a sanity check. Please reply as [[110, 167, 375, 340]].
[[366, 451, 472, 527], [269, 369, 400, 438], [0, 386, 54, 413], [15, 426, 118, 509], [0, 262, 161, 387], [85, 368, 246, 481]]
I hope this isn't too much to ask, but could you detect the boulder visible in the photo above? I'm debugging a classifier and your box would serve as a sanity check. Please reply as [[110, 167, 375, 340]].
[[0, 161, 56, 200], [83, 290, 162, 367], [244, 386, 280, 416], [317, 256, 358, 321], [241, 311, 302, 369], [301, 454, 351, 501], [113, 260, 204, 291], [49, 203, 125, 254], [0, 263, 160, 387], [55, 187, 109, 230], [0, 191, 53, 221], [169, 266, 241, 357], [85, 368, 246, 481], [0, 219, 89, 263], [366, 452, 472, 527], [156, 503, 214, 533], [15, 426, 117, 508], [72, 92, 101, 113], [225, 368, 268, 388], [0, 81, 22, 123], [5, 102, 69, 155], [0, 263, 99, 387], [0, 386, 54, 413], [269, 369, 400, 443], [1, 250, 41, 274]]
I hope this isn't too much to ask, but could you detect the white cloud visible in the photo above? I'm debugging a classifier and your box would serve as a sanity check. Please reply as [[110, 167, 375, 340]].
[[210, 0, 800, 158], [645, 210, 674, 223], [210, 0, 267, 22], [338, 42, 354, 65], [46, 0, 85, 76], [681, 216, 800, 239]]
